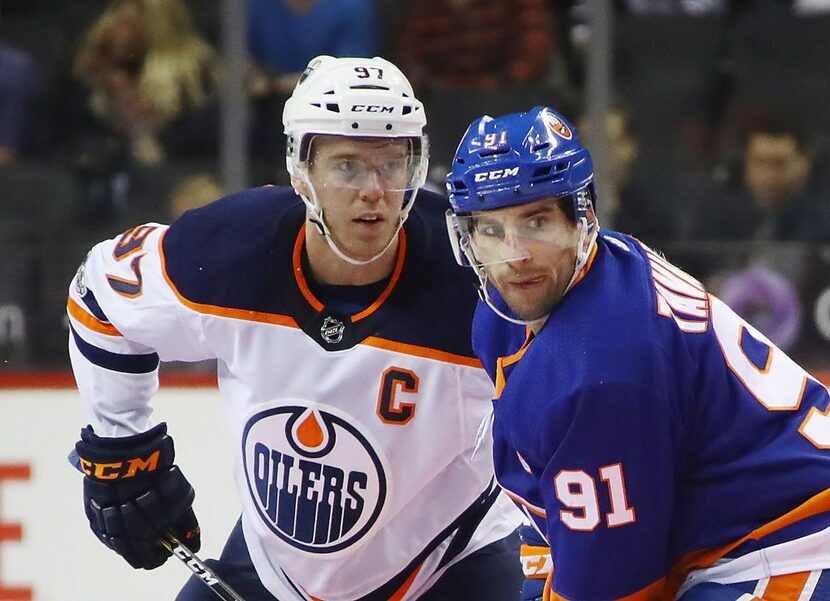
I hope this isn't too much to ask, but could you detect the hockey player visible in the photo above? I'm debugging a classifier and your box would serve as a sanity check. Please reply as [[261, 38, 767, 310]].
[[445, 106, 830, 601], [67, 55, 523, 600]]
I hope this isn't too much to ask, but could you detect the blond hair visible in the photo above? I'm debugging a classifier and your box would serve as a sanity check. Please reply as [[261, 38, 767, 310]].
[[75, 0, 218, 125]]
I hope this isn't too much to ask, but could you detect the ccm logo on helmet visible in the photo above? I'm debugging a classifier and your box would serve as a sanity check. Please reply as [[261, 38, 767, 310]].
[[474, 167, 520, 182], [351, 105, 394, 113]]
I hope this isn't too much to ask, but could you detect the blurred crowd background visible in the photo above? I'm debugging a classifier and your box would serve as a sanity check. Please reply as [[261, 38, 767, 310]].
[[0, 0, 829, 373]]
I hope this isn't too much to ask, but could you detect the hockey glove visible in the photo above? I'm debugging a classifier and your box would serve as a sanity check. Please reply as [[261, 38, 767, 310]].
[[518, 525, 551, 601], [74, 422, 201, 569]]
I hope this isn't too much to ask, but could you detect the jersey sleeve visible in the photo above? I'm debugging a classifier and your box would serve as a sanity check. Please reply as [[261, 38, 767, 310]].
[[67, 223, 212, 437], [535, 379, 679, 599]]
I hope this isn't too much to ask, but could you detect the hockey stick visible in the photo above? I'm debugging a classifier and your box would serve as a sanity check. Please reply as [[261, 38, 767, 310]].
[[161, 533, 246, 601]]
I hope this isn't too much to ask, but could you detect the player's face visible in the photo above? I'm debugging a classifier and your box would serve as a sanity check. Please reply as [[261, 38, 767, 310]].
[[307, 136, 411, 261], [470, 198, 579, 322], [744, 133, 810, 209]]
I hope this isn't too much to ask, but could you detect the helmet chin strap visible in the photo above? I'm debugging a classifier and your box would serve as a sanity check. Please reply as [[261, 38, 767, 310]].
[[296, 168, 418, 266], [564, 215, 599, 293]]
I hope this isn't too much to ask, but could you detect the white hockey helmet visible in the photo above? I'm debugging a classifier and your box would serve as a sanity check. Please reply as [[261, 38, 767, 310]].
[[283, 55, 428, 181], [282, 55, 429, 266]]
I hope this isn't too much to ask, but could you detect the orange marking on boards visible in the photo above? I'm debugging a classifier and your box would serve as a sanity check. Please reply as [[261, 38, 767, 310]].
[[0, 464, 33, 600], [296, 411, 325, 448], [762, 571, 812, 601]]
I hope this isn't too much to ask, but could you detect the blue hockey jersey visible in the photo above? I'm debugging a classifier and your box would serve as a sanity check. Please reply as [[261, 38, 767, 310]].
[[473, 231, 830, 600]]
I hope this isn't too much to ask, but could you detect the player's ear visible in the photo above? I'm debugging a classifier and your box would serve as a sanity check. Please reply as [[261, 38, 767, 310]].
[[291, 176, 310, 198]]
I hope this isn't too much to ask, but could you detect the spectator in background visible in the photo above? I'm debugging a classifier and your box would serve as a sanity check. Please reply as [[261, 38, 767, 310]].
[[619, 0, 725, 14], [396, 0, 551, 92], [73, 0, 219, 167], [576, 107, 639, 219], [245, 0, 378, 166], [0, 41, 43, 165], [577, 107, 689, 242], [168, 173, 223, 220], [395, 0, 555, 168], [793, 0, 830, 13], [692, 121, 830, 242], [246, 0, 378, 99]]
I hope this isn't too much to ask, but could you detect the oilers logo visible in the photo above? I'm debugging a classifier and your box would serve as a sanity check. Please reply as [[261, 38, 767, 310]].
[[242, 401, 388, 554]]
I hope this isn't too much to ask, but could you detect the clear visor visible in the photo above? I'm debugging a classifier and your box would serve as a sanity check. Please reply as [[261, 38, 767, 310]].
[[307, 135, 426, 193], [456, 203, 578, 266]]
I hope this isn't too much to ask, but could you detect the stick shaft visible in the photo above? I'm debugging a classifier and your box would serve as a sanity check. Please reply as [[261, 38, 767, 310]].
[[161, 535, 246, 601]]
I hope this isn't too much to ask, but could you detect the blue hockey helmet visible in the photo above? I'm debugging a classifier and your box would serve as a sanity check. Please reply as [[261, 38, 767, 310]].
[[446, 106, 595, 220]]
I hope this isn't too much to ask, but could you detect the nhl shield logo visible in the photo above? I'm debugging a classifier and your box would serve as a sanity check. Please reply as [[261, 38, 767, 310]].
[[320, 316, 346, 344], [74, 251, 91, 296], [242, 401, 388, 554]]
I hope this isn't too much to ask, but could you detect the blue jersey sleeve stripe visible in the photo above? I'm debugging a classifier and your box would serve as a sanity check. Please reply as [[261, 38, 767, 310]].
[[80, 288, 110, 323], [70, 325, 159, 374]]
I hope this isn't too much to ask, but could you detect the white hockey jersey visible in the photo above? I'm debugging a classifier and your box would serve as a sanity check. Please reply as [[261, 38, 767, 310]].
[[67, 186, 521, 601]]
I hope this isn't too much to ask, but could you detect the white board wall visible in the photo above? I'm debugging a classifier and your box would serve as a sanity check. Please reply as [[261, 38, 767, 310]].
[[0, 387, 241, 601]]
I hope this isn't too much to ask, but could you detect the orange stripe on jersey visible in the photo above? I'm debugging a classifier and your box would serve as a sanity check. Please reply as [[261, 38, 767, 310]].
[[495, 327, 533, 399], [663, 488, 830, 598], [352, 230, 406, 323], [291, 225, 408, 323], [389, 563, 423, 601], [303, 563, 422, 601], [543, 485, 830, 601], [362, 336, 483, 368], [292, 225, 324, 312], [544, 575, 669, 601], [566, 241, 599, 292], [66, 297, 122, 336], [762, 571, 813, 600], [502, 487, 546, 518], [159, 231, 299, 328]]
